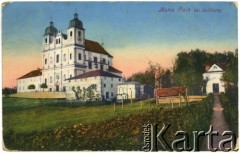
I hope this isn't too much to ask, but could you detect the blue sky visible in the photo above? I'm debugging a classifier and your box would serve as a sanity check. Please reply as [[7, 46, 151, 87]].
[[2, 2, 238, 87]]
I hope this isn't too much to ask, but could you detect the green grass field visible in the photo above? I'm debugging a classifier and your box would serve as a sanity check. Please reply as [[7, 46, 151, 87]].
[[3, 97, 180, 134], [3, 96, 211, 151]]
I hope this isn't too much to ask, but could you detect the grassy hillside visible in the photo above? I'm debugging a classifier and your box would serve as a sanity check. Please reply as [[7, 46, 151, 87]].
[[3, 97, 175, 134], [3, 96, 213, 151]]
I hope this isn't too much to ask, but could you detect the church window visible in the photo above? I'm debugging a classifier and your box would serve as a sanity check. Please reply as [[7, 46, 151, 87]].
[[56, 54, 59, 63], [88, 62, 92, 69], [63, 54, 66, 61], [102, 58, 106, 63], [59, 38, 61, 44], [104, 84, 106, 88], [50, 76, 52, 83], [45, 38, 47, 43], [70, 53, 72, 60], [94, 57, 97, 62], [45, 59, 47, 64], [70, 31, 72, 37], [119, 78, 121, 82], [78, 53, 82, 60], [78, 31, 81, 37], [45, 79, 47, 84]]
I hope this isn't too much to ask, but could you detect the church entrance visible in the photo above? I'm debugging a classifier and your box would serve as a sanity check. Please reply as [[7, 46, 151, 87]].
[[213, 83, 219, 93], [56, 85, 59, 92]]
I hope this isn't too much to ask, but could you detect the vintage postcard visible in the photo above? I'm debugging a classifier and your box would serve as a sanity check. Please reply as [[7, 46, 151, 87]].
[[2, 1, 238, 151]]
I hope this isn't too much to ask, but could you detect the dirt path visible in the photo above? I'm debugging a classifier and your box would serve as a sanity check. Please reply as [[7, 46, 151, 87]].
[[200, 94, 231, 151]]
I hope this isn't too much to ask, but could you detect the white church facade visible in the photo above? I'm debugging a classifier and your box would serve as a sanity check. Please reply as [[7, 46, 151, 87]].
[[202, 64, 225, 94], [17, 13, 123, 100]]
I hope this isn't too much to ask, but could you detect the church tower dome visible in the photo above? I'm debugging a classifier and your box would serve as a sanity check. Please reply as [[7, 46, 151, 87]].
[[68, 13, 84, 29], [44, 21, 58, 36]]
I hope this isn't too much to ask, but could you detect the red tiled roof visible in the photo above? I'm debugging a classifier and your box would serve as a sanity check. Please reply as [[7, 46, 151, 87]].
[[108, 66, 122, 73], [17, 69, 42, 79], [155, 87, 186, 97], [69, 70, 121, 80], [85, 39, 113, 57]]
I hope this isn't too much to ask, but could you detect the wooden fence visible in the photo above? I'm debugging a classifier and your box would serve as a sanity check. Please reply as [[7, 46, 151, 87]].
[[156, 95, 207, 104]]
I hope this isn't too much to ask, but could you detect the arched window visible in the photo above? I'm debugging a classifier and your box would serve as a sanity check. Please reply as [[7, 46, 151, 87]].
[[70, 31, 72, 37], [56, 54, 59, 63]]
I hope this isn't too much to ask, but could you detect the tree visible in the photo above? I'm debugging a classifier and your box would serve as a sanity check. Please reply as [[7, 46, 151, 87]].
[[223, 49, 238, 87], [72, 86, 83, 100], [40, 83, 48, 92], [86, 84, 97, 102], [28, 84, 36, 91], [223, 49, 238, 103], [2, 87, 17, 97], [161, 69, 173, 88], [128, 61, 164, 87]]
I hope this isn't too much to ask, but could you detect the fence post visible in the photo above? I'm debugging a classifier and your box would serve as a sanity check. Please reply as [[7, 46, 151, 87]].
[[179, 94, 181, 108], [122, 99, 123, 109], [170, 98, 173, 109], [149, 98, 151, 108]]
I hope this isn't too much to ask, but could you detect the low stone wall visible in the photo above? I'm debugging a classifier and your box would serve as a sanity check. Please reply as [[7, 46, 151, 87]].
[[9, 92, 66, 99]]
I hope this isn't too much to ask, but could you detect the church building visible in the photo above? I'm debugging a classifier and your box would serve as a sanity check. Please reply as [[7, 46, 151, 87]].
[[17, 13, 122, 100], [202, 64, 225, 94]]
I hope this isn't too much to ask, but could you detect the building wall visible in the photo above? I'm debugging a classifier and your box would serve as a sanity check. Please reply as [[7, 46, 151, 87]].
[[17, 76, 42, 92], [67, 76, 122, 100], [117, 84, 141, 100], [203, 72, 225, 94]]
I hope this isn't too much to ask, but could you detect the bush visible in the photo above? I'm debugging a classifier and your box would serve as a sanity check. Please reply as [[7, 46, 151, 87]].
[[220, 91, 238, 138]]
